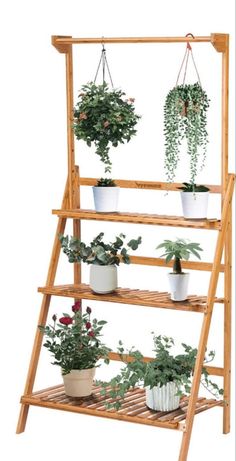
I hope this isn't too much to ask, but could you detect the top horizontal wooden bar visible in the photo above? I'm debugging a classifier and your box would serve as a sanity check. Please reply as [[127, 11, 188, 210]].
[[53, 36, 212, 44]]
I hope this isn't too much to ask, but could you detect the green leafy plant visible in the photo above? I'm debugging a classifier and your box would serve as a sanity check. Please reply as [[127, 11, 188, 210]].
[[73, 82, 141, 174], [99, 334, 223, 410], [164, 82, 210, 184], [59, 232, 142, 266], [156, 238, 203, 274], [39, 302, 110, 375], [96, 177, 117, 187], [179, 182, 210, 193]]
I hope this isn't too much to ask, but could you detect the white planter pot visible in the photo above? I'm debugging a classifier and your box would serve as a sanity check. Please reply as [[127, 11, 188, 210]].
[[145, 382, 180, 411], [93, 186, 120, 212], [63, 368, 96, 397], [168, 273, 190, 301], [180, 191, 209, 219], [89, 265, 118, 294]]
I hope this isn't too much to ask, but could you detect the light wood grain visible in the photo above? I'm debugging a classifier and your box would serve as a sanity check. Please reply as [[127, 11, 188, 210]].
[[52, 209, 221, 229], [79, 177, 222, 193]]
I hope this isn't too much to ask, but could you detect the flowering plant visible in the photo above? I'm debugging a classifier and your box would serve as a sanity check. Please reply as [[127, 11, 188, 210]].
[[73, 82, 141, 174], [39, 301, 110, 375]]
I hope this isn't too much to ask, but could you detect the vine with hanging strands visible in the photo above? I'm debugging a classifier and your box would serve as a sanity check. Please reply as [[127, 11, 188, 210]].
[[164, 34, 210, 185]]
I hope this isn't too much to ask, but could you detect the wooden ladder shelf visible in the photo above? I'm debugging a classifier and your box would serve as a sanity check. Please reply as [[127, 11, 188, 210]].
[[16, 34, 235, 461]]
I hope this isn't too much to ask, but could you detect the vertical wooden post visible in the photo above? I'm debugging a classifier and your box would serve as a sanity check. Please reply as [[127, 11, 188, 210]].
[[65, 46, 76, 209], [73, 166, 81, 285], [221, 35, 231, 434]]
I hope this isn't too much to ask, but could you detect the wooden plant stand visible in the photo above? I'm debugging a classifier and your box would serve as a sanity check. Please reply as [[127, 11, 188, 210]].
[[17, 34, 235, 461]]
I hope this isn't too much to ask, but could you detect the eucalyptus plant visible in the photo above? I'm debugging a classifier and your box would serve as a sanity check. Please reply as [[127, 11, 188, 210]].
[[99, 334, 223, 410], [156, 238, 203, 274], [73, 82, 141, 174], [59, 232, 142, 266], [164, 82, 210, 184]]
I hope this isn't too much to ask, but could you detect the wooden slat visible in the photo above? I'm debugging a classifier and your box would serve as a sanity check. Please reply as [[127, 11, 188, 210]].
[[79, 177, 222, 193], [38, 284, 224, 313], [129, 256, 225, 273], [108, 352, 224, 377], [52, 209, 221, 230], [21, 384, 223, 431]]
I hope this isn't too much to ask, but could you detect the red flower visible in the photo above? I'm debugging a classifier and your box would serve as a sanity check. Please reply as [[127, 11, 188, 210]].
[[72, 301, 81, 312], [86, 306, 92, 314], [59, 316, 73, 326], [86, 321, 91, 330], [88, 330, 95, 337]]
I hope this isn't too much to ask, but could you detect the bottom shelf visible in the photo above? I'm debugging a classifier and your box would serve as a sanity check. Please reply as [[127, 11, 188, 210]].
[[21, 384, 223, 431]]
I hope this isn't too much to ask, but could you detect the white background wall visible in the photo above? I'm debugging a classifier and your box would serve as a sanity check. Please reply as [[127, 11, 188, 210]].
[[0, 1, 235, 460]]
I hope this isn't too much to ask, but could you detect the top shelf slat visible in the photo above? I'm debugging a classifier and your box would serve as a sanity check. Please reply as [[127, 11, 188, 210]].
[[52, 209, 221, 230], [53, 36, 212, 45]]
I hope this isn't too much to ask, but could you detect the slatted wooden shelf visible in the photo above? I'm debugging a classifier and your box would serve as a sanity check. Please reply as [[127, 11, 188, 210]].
[[38, 284, 224, 313], [20, 384, 223, 431], [52, 209, 221, 230]]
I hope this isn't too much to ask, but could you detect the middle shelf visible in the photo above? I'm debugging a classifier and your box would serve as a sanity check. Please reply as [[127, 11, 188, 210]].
[[38, 284, 224, 313]]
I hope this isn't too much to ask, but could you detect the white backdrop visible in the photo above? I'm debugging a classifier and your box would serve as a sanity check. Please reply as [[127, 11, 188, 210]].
[[0, 1, 235, 460]]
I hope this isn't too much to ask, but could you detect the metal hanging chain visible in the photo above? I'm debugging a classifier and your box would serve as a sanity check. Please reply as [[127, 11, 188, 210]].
[[94, 43, 114, 88], [175, 33, 202, 87]]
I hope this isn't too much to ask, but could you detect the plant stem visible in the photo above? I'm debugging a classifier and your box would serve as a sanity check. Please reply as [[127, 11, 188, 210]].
[[173, 257, 182, 274]]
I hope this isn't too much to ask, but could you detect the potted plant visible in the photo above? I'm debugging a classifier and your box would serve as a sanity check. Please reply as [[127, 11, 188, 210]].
[[39, 302, 110, 397], [156, 238, 203, 301], [59, 232, 142, 294], [164, 82, 210, 185], [178, 182, 210, 219], [92, 177, 119, 212], [99, 334, 223, 411]]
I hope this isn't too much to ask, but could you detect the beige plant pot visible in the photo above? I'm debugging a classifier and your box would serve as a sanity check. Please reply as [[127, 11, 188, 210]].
[[63, 368, 96, 397], [89, 264, 118, 293]]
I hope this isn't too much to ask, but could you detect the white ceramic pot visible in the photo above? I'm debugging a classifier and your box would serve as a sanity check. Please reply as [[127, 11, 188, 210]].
[[89, 265, 118, 294], [145, 382, 180, 412], [93, 186, 120, 212], [168, 273, 190, 301], [63, 368, 96, 397], [180, 191, 209, 219]]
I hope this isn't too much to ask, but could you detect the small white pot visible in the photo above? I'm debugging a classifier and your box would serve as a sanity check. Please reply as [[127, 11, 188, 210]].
[[146, 382, 180, 412], [63, 368, 96, 397], [180, 191, 209, 219], [89, 264, 118, 293], [93, 186, 120, 212], [168, 273, 190, 301]]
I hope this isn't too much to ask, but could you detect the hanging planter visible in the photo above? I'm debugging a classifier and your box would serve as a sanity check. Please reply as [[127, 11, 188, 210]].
[[73, 45, 141, 177], [164, 35, 210, 187]]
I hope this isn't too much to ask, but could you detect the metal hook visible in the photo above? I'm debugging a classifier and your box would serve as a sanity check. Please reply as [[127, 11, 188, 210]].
[[185, 33, 195, 50]]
